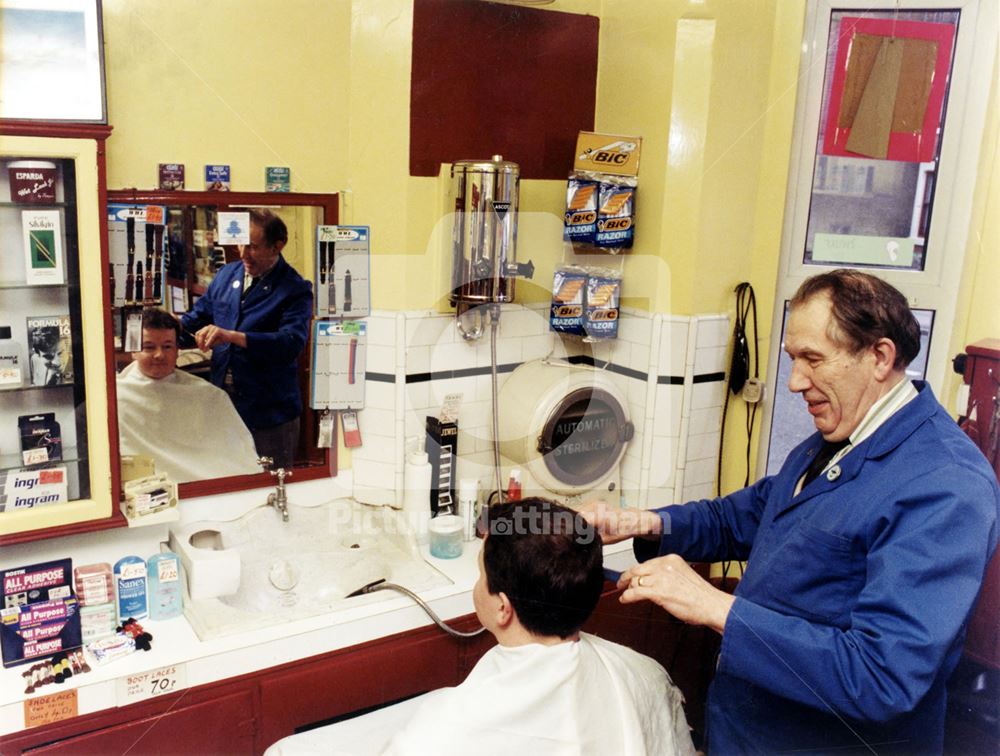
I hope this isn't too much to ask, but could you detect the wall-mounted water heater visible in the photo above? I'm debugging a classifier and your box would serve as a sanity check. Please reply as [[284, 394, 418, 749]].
[[449, 155, 533, 340]]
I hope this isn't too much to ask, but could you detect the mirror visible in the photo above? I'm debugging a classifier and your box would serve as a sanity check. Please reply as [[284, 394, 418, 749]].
[[105, 189, 339, 497]]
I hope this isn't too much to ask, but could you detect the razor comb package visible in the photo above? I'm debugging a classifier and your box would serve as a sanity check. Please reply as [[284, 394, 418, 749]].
[[311, 320, 366, 410], [315, 225, 370, 318]]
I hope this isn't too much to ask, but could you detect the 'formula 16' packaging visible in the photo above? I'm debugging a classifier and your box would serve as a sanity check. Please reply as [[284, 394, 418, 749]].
[[563, 132, 641, 253], [550, 265, 621, 340]]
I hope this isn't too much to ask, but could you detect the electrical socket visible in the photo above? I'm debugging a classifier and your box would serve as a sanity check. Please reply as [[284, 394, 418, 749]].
[[742, 377, 764, 403]]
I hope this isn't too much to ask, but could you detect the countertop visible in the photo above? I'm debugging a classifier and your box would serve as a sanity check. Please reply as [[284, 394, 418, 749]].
[[0, 529, 636, 737]]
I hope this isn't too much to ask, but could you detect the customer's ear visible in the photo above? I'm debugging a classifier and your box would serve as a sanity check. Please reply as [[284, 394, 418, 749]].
[[496, 592, 515, 629]]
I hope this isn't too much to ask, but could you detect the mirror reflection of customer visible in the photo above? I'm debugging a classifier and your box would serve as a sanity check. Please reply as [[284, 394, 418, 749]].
[[117, 308, 259, 484], [583, 270, 1000, 754], [180, 209, 313, 469], [382, 499, 694, 755]]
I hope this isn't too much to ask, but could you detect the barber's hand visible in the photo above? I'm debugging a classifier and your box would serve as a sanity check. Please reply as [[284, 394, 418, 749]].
[[619, 554, 735, 634], [578, 500, 662, 544], [195, 325, 238, 350]]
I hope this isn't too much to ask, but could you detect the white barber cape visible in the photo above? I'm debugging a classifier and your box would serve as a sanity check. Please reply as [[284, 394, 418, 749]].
[[385, 632, 694, 756], [116, 361, 260, 483]]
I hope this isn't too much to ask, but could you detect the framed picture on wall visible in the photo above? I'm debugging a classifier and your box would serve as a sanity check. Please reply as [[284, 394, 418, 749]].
[[0, 0, 107, 123]]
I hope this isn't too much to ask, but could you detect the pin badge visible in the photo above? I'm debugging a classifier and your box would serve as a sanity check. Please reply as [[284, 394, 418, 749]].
[[232, 281, 240, 289], [826, 465, 841, 481]]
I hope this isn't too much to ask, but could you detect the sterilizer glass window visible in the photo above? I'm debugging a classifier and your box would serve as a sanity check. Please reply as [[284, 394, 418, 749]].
[[541, 389, 626, 486]]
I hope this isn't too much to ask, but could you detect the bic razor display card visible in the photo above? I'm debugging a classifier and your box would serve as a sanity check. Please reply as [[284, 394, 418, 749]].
[[315, 226, 370, 319], [310, 320, 366, 410]]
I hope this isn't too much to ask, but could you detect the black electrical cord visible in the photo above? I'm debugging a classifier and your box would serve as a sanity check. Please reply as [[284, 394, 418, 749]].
[[717, 283, 759, 580]]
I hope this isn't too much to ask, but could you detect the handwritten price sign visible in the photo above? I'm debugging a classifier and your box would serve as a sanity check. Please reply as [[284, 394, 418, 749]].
[[24, 689, 78, 728], [116, 663, 187, 705]]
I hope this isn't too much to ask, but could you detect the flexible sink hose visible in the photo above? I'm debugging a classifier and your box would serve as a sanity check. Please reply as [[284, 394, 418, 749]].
[[351, 579, 486, 639]]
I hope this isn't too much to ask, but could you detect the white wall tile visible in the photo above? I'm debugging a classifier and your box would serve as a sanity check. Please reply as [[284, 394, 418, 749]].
[[658, 320, 689, 376], [654, 384, 684, 438], [645, 486, 674, 510], [694, 345, 728, 376], [405, 345, 431, 375], [682, 482, 716, 503], [350, 433, 397, 465], [364, 313, 397, 347], [685, 457, 717, 487], [522, 333, 556, 362], [403, 382, 430, 413], [619, 313, 652, 346], [405, 314, 455, 347], [691, 380, 725, 411], [629, 343, 651, 373], [695, 316, 730, 349], [357, 406, 395, 438], [430, 341, 477, 373], [366, 344, 395, 373], [499, 307, 548, 339], [690, 405, 724, 433], [364, 380, 396, 410], [686, 430, 722, 462], [648, 436, 677, 488]]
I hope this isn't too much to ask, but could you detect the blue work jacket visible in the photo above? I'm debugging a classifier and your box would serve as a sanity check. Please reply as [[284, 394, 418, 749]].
[[639, 382, 999, 754], [181, 257, 313, 430]]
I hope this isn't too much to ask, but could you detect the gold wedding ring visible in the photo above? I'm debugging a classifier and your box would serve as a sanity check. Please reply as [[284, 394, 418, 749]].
[[637, 575, 646, 587]]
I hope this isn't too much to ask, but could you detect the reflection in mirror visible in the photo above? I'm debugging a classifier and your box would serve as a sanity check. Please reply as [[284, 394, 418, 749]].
[[106, 189, 338, 496], [117, 307, 260, 483]]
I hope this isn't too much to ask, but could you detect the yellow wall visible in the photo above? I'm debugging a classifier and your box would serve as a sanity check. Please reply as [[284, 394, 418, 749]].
[[100, 0, 996, 491]]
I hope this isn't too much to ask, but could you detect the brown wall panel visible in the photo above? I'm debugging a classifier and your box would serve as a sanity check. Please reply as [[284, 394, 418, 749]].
[[410, 0, 599, 179]]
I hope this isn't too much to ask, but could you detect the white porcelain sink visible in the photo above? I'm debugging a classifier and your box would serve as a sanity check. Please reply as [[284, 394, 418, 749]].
[[169, 498, 451, 639]]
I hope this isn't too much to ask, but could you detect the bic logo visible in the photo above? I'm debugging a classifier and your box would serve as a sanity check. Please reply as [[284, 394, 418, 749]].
[[555, 305, 583, 317], [590, 310, 619, 321], [567, 212, 597, 225], [593, 151, 630, 165], [599, 218, 632, 231]]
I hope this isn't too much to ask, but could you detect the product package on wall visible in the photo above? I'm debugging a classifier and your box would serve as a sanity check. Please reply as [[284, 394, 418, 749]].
[[550, 265, 621, 340], [311, 320, 366, 410], [315, 225, 370, 318], [564, 132, 641, 254], [106, 205, 167, 309]]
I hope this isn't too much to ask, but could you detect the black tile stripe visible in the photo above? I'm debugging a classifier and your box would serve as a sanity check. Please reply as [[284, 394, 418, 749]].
[[365, 371, 395, 383], [404, 362, 522, 384], [657, 375, 685, 385], [692, 371, 726, 384]]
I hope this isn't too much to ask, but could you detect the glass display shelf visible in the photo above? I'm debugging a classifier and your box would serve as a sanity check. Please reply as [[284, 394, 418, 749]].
[[0, 282, 69, 291], [0, 201, 71, 209], [0, 447, 82, 475]]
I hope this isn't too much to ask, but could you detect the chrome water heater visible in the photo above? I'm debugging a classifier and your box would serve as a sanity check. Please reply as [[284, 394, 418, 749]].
[[449, 156, 533, 319]]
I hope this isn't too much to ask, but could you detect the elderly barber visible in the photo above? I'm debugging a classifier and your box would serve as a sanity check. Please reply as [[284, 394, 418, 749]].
[[181, 209, 312, 469], [585, 270, 999, 754]]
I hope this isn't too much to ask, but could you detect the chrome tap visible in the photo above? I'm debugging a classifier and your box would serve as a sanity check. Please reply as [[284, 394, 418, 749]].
[[267, 468, 292, 522]]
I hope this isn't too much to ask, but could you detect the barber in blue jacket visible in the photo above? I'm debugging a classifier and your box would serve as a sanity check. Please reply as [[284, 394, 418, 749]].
[[181, 209, 312, 469], [585, 270, 999, 754]]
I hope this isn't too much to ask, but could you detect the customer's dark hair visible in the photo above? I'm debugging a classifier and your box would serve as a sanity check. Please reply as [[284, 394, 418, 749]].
[[141, 307, 180, 339], [249, 208, 288, 247], [483, 498, 603, 639], [791, 269, 920, 369]]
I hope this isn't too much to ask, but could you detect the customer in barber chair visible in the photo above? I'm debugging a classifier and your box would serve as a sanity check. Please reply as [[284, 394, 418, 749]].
[[116, 307, 260, 484], [267, 498, 694, 756]]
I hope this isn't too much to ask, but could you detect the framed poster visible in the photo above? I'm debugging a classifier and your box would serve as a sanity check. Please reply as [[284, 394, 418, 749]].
[[0, 0, 107, 123]]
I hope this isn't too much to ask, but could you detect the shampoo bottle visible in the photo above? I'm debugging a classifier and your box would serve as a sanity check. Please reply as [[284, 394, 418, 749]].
[[403, 448, 433, 545], [147, 552, 183, 620], [114, 555, 148, 622]]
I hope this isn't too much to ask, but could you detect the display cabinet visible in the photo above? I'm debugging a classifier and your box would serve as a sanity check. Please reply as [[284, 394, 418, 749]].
[[0, 127, 119, 543]]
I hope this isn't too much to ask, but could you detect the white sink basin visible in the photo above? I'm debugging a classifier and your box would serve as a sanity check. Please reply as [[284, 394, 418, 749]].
[[169, 498, 451, 639]]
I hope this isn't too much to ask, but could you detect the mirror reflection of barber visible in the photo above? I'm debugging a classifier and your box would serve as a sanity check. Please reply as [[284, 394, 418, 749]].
[[180, 209, 313, 469]]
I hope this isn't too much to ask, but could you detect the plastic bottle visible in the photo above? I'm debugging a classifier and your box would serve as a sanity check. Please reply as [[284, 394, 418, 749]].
[[403, 449, 433, 545], [114, 556, 148, 622], [0, 326, 25, 389], [506, 469, 522, 502], [147, 552, 183, 620], [458, 478, 479, 541]]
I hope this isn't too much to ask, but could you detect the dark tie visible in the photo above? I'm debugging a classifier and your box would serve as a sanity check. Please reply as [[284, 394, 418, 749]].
[[802, 439, 849, 488], [242, 277, 260, 300]]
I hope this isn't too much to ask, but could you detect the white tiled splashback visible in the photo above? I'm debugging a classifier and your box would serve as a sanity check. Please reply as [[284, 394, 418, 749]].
[[351, 305, 729, 509]]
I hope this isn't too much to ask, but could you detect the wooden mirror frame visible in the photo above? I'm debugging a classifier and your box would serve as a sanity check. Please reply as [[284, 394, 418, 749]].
[[106, 188, 339, 499]]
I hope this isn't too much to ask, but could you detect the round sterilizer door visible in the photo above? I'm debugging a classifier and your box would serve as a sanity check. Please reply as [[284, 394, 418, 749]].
[[498, 360, 633, 495]]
